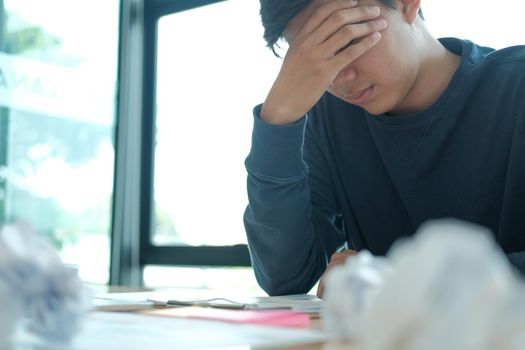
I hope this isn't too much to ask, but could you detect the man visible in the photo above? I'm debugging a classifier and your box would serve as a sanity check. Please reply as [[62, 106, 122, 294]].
[[243, 0, 525, 297]]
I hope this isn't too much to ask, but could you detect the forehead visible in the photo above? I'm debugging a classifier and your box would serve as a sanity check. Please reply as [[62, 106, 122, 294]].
[[284, 0, 379, 42]]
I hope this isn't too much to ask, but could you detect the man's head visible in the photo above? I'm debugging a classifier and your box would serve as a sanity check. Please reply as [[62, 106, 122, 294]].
[[260, 0, 440, 116], [261, 0, 423, 56]]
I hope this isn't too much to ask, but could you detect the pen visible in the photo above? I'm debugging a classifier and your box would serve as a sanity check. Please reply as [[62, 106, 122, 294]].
[[165, 299, 292, 310], [166, 300, 248, 309]]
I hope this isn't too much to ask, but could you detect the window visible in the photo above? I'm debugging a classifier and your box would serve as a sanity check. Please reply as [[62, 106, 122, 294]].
[[0, 0, 119, 284]]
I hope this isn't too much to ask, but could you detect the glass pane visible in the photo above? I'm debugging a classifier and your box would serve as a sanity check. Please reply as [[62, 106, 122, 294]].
[[0, 0, 119, 284], [154, 0, 282, 246]]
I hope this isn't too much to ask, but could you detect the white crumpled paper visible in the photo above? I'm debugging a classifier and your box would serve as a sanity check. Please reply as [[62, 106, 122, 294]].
[[322, 251, 389, 340], [0, 223, 92, 344], [322, 219, 525, 350]]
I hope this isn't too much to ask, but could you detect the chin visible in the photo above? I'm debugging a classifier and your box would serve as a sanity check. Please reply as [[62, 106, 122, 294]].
[[361, 101, 393, 116], [336, 89, 396, 116], [362, 106, 384, 116]]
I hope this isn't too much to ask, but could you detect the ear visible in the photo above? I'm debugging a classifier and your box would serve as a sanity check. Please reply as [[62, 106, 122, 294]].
[[398, 0, 421, 24]]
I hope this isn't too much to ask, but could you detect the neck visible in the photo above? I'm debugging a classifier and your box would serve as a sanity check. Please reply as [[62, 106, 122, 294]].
[[390, 31, 461, 115]]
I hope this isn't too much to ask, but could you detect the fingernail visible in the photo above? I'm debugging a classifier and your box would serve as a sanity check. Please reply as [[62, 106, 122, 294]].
[[376, 19, 387, 29], [350, 0, 358, 6], [372, 32, 381, 40]]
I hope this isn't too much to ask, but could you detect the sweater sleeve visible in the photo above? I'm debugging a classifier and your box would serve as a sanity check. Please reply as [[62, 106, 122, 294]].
[[243, 104, 346, 296], [507, 252, 525, 275]]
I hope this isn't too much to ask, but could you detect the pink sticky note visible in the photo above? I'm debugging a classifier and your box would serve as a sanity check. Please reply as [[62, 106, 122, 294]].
[[144, 307, 311, 328]]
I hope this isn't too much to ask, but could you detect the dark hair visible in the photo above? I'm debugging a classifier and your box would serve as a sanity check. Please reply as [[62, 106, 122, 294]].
[[260, 0, 424, 56]]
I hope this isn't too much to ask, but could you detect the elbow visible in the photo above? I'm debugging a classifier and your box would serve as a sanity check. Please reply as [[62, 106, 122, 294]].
[[254, 269, 316, 296], [260, 280, 311, 297]]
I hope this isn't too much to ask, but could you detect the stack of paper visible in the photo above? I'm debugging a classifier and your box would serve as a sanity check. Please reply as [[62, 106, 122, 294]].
[[92, 297, 154, 312], [150, 293, 324, 314], [94, 291, 324, 314]]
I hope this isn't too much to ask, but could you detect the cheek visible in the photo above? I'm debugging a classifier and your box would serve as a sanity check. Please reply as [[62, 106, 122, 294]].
[[372, 30, 416, 88], [332, 65, 357, 84], [359, 42, 411, 91]]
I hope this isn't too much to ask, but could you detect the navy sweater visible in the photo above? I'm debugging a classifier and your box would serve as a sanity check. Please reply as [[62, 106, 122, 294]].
[[244, 38, 525, 296]]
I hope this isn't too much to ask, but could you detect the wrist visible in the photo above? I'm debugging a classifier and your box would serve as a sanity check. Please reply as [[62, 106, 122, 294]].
[[261, 100, 304, 125]]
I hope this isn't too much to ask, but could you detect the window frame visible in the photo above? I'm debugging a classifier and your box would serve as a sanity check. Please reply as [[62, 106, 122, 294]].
[[111, 0, 251, 287]]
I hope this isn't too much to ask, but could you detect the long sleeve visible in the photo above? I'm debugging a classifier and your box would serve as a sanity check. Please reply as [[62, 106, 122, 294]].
[[244, 105, 346, 296], [507, 252, 525, 274]]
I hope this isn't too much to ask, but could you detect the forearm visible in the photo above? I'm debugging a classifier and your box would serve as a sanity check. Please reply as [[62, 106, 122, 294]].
[[244, 175, 325, 296], [244, 105, 339, 296]]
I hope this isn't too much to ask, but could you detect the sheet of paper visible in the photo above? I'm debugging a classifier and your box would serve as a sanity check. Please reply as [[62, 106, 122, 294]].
[[11, 311, 326, 350], [97, 290, 325, 314], [96, 289, 324, 315], [251, 295, 324, 314], [92, 297, 154, 312]]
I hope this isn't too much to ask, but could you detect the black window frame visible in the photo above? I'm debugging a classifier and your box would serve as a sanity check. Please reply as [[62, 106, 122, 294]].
[[111, 0, 251, 287]]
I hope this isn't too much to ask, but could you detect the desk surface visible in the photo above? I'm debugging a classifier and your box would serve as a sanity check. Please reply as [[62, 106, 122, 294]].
[[9, 288, 355, 350]]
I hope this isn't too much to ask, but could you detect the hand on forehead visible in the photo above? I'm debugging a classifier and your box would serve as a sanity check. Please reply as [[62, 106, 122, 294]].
[[310, 0, 379, 13]]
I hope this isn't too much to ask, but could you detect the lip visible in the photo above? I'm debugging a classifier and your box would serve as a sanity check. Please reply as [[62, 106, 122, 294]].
[[345, 85, 374, 105]]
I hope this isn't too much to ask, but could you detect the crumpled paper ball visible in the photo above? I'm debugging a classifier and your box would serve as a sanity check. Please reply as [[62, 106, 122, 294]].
[[0, 279, 22, 341], [322, 251, 389, 340], [322, 219, 525, 350], [0, 223, 92, 344]]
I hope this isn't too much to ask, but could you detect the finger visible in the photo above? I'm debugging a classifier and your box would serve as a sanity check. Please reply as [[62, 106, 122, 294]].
[[330, 254, 348, 264], [297, 0, 359, 40], [316, 278, 325, 298], [329, 249, 357, 261], [323, 19, 387, 57], [333, 31, 382, 67], [310, 5, 382, 45], [343, 249, 358, 256]]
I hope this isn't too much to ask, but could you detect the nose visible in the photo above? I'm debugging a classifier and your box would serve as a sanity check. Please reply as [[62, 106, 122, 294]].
[[331, 66, 357, 88]]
